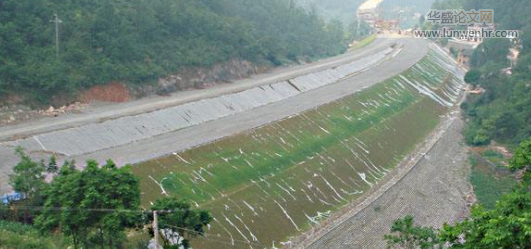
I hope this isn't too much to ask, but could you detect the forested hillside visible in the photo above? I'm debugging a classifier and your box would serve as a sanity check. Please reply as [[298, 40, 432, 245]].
[[0, 0, 348, 104], [458, 0, 531, 148]]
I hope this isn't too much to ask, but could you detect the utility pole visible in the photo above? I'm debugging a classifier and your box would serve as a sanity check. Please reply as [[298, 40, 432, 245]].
[[50, 14, 62, 57], [153, 211, 159, 249]]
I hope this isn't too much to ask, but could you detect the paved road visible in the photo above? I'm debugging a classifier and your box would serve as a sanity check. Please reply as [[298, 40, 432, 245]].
[[305, 112, 470, 249], [0, 37, 427, 194]]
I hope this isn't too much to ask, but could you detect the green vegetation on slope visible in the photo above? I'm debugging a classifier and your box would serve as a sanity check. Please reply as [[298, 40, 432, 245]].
[[432, 0, 531, 215], [131, 50, 458, 247], [356, 34, 377, 49], [469, 153, 516, 210], [139, 80, 422, 203], [457, 0, 531, 214], [0, 0, 348, 104], [134, 52, 451, 205]]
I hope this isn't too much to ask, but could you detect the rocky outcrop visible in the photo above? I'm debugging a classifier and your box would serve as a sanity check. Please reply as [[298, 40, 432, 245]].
[[155, 59, 269, 95]]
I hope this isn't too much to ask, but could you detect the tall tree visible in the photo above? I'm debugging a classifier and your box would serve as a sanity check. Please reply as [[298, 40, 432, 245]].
[[510, 138, 531, 180], [35, 160, 141, 249], [8, 147, 46, 201], [439, 189, 531, 248]]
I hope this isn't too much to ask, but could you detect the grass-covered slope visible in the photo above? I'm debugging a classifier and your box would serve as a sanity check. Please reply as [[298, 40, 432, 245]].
[[468, 151, 517, 210], [131, 48, 464, 248]]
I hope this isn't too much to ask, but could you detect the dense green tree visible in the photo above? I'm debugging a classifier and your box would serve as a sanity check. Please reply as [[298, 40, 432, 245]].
[[8, 147, 46, 201], [296, 0, 364, 25], [470, 39, 511, 69], [439, 189, 531, 248], [6, 148, 49, 224], [431, 0, 463, 10], [455, 0, 531, 147], [5, 153, 213, 248], [464, 69, 481, 85], [45, 155, 58, 174], [510, 139, 531, 184], [35, 160, 141, 249]]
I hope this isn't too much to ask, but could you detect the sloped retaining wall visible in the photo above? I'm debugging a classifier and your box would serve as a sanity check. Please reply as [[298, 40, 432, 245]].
[[6, 48, 395, 156]]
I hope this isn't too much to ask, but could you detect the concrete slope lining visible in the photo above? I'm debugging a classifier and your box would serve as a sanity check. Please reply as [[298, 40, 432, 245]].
[[56, 38, 429, 167], [5, 47, 397, 157], [0, 38, 394, 143]]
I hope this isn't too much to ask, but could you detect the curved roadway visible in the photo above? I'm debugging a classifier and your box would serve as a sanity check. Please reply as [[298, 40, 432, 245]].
[[0, 36, 428, 194]]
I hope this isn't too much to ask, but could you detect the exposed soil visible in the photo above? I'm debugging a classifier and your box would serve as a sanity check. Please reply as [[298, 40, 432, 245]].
[[80, 82, 131, 103], [469, 144, 512, 158]]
